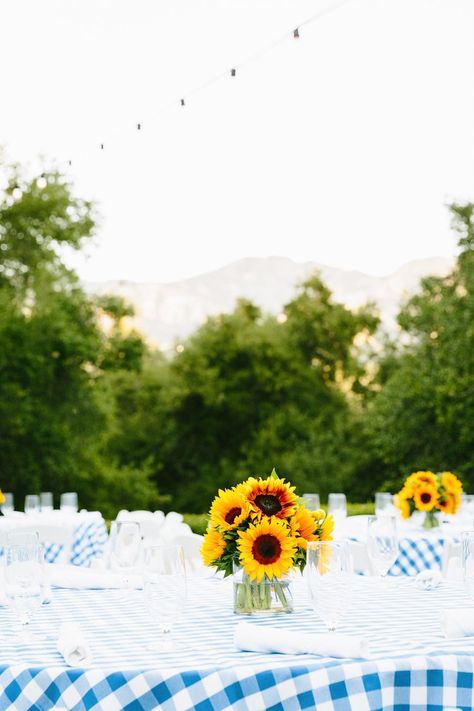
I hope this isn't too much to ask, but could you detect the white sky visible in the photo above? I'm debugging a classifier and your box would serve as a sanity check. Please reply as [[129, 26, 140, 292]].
[[1, 0, 473, 283]]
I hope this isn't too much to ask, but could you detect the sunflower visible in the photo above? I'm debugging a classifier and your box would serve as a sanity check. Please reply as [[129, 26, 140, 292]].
[[290, 506, 318, 549], [318, 513, 334, 541], [437, 494, 455, 515], [200, 527, 226, 566], [441, 471, 462, 496], [238, 518, 297, 582], [407, 471, 437, 489], [0, 490, 4, 505], [413, 483, 438, 512], [394, 494, 410, 520], [209, 488, 249, 531], [246, 473, 297, 519]]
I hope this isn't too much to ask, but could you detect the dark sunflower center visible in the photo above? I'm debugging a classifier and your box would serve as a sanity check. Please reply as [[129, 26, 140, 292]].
[[420, 492, 432, 504], [252, 534, 282, 564], [254, 493, 282, 516], [225, 507, 241, 524]]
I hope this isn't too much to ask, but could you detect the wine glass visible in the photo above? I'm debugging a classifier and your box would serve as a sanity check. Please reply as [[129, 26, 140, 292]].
[[301, 493, 321, 511], [143, 544, 186, 651], [375, 492, 394, 517], [24, 494, 40, 515], [328, 493, 347, 521], [110, 521, 142, 598], [306, 541, 353, 633], [462, 531, 474, 600], [1, 492, 14, 514], [367, 515, 399, 582], [60, 492, 78, 513], [5, 543, 44, 642], [40, 492, 54, 512]]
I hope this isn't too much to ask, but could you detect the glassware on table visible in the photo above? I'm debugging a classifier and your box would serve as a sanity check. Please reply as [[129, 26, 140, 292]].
[[143, 544, 187, 650], [5, 542, 44, 642], [110, 521, 142, 598], [60, 492, 78, 513], [24, 494, 40, 515], [462, 531, 474, 600], [306, 541, 353, 632], [375, 492, 394, 517], [40, 492, 53, 512], [6, 530, 39, 547], [301, 493, 321, 512], [328, 493, 347, 520], [367, 515, 399, 581], [1, 492, 14, 514]]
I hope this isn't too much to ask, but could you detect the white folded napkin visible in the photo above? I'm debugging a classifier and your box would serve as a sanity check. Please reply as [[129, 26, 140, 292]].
[[234, 621, 369, 659], [57, 622, 92, 666], [415, 569, 442, 590], [442, 609, 474, 639], [49, 564, 143, 590]]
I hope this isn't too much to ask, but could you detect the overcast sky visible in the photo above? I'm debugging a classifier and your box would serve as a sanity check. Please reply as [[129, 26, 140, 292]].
[[1, 0, 473, 282]]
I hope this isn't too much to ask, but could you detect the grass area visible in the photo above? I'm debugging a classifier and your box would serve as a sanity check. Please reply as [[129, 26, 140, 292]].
[[183, 502, 375, 535]]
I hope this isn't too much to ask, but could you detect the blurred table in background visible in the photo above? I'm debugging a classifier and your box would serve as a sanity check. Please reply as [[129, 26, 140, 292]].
[[0, 511, 108, 566]]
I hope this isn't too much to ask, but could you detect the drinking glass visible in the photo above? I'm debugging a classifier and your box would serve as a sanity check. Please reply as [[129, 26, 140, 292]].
[[306, 541, 353, 632], [110, 521, 142, 598], [375, 492, 393, 516], [24, 494, 40, 515], [7, 531, 39, 547], [40, 492, 53, 512], [143, 544, 186, 650], [462, 531, 474, 600], [60, 492, 78, 513], [328, 493, 347, 519], [5, 543, 44, 642], [367, 515, 399, 581], [1, 493, 14, 514], [302, 493, 321, 511]]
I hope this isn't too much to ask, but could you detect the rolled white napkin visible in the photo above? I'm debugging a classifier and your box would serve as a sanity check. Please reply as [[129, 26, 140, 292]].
[[49, 564, 143, 590], [234, 621, 369, 659], [442, 609, 474, 639], [57, 622, 92, 666], [415, 569, 442, 590]]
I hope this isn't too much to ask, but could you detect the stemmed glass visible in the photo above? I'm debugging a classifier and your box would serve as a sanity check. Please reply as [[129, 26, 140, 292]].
[[302, 493, 321, 511], [5, 543, 44, 642], [367, 515, 399, 583], [328, 493, 347, 520], [462, 531, 474, 600], [143, 544, 186, 651], [110, 521, 142, 599], [306, 541, 353, 633]]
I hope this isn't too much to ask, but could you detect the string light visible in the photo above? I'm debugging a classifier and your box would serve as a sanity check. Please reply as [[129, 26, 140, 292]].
[[58, 0, 354, 162]]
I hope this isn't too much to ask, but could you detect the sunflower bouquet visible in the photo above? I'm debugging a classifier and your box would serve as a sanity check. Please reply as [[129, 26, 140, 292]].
[[201, 470, 334, 613], [394, 470, 463, 529]]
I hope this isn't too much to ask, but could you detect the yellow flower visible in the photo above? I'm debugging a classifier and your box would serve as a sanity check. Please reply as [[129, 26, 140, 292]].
[[246, 473, 297, 519], [200, 527, 226, 566], [437, 494, 455, 515], [290, 506, 318, 549], [0, 490, 4, 505], [413, 483, 438, 512], [319, 513, 334, 541], [394, 494, 410, 519], [407, 471, 437, 489], [237, 518, 297, 582], [209, 488, 249, 531], [441, 471, 462, 496]]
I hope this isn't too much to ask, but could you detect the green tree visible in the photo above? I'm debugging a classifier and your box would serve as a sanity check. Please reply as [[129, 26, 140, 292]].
[[368, 203, 474, 491]]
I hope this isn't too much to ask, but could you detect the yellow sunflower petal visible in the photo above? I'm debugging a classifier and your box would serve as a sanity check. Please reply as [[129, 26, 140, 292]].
[[246, 474, 297, 519], [201, 527, 226, 566], [209, 488, 249, 531]]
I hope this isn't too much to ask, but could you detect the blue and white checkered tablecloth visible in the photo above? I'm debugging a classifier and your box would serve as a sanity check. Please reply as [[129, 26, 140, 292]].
[[43, 517, 108, 567], [1, 576, 474, 710], [389, 536, 447, 576]]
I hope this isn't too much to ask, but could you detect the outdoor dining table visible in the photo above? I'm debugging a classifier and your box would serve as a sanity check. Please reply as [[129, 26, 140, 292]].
[[335, 514, 471, 576], [0, 511, 108, 567], [2, 573, 474, 710]]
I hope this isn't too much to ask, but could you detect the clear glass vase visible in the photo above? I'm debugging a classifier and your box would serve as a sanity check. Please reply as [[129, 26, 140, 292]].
[[422, 510, 440, 530], [233, 565, 293, 614]]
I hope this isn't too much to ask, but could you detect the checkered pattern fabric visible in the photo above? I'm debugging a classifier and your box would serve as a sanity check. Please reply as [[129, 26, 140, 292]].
[[1, 576, 473, 710], [389, 536, 446, 576], [43, 518, 108, 567]]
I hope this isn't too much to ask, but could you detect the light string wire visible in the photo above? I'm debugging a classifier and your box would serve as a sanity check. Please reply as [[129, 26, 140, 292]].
[[65, 0, 355, 166]]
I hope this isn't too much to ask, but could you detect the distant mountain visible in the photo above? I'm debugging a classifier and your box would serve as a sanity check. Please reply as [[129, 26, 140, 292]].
[[85, 256, 454, 348]]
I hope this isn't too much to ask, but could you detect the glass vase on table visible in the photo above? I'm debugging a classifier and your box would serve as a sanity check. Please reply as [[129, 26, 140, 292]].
[[367, 515, 399, 585], [233, 563, 293, 614], [143, 544, 187, 651], [306, 541, 353, 633]]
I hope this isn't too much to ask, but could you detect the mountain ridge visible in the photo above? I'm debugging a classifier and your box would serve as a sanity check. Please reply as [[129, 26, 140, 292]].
[[85, 255, 454, 348]]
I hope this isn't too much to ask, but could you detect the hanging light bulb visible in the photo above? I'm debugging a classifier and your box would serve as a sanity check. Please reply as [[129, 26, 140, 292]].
[[293, 28, 300, 38]]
